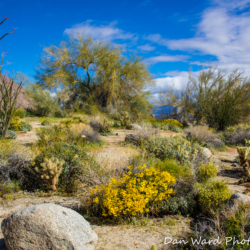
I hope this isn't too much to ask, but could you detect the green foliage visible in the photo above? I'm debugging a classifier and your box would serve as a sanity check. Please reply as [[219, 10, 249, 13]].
[[25, 83, 60, 117], [34, 142, 100, 193], [21, 123, 32, 133], [120, 111, 131, 127], [41, 120, 50, 126], [142, 135, 201, 163], [0, 181, 20, 197], [35, 35, 154, 116], [152, 159, 192, 180], [197, 180, 232, 213], [113, 121, 121, 128], [6, 130, 17, 139], [54, 110, 67, 118], [15, 108, 27, 118], [160, 67, 250, 130], [196, 163, 217, 183]]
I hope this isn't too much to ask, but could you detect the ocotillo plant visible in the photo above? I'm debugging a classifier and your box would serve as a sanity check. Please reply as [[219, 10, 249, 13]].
[[237, 146, 250, 181], [0, 16, 15, 41], [0, 55, 25, 139], [35, 157, 65, 191]]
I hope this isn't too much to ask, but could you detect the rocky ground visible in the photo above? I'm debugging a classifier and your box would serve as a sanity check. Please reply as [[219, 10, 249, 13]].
[[0, 125, 247, 250]]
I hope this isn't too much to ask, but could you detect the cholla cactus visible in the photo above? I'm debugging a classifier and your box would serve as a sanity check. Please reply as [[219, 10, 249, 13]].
[[35, 157, 65, 191], [237, 146, 250, 181], [245, 139, 250, 147], [120, 111, 130, 127]]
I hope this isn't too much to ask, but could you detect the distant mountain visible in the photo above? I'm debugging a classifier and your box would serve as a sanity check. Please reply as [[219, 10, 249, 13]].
[[153, 105, 175, 118]]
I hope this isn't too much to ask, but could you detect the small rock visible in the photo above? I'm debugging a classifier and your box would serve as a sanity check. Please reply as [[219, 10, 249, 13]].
[[232, 163, 237, 167], [1, 203, 98, 250], [201, 147, 212, 159], [228, 193, 250, 210], [116, 133, 119, 136], [126, 124, 142, 130]]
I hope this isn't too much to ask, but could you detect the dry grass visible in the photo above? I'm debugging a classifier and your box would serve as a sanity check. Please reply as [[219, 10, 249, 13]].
[[88, 143, 141, 172]]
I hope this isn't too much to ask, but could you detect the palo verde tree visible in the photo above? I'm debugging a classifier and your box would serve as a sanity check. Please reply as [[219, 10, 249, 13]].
[[1, 16, 15, 41], [159, 67, 250, 130], [35, 35, 154, 116], [0, 55, 25, 139]]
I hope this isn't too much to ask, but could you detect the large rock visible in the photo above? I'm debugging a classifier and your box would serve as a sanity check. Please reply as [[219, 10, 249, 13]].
[[201, 147, 212, 159], [228, 193, 250, 210], [127, 124, 142, 130], [1, 203, 98, 250]]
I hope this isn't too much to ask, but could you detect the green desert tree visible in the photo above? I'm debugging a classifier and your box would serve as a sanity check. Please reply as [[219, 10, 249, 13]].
[[35, 35, 154, 116], [25, 82, 60, 117], [0, 16, 15, 41], [159, 67, 250, 130], [0, 55, 25, 139]]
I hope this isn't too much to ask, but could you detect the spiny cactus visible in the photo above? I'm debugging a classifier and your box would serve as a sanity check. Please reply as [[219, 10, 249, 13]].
[[120, 111, 130, 127], [237, 146, 250, 181], [150, 245, 157, 250], [35, 157, 65, 191]]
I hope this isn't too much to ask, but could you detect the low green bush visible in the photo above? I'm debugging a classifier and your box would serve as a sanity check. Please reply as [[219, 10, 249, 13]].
[[34, 142, 100, 193], [196, 163, 217, 183], [54, 110, 67, 118], [41, 120, 50, 126], [6, 130, 17, 139], [21, 123, 32, 133], [152, 159, 192, 180], [142, 135, 202, 164], [196, 180, 231, 213], [15, 108, 27, 118], [0, 181, 20, 197]]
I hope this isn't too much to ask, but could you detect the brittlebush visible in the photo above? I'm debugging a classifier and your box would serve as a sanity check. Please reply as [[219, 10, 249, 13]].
[[89, 165, 176, 218]]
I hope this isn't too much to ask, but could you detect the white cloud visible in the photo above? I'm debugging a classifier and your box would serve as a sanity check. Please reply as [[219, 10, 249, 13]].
[[146, 1, 250, 75], [64, 21, 136, 41], [137, 44, 155, 51], [143, 55, 189, 65]]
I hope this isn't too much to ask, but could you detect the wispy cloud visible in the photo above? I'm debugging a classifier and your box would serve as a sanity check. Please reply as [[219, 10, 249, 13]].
[[137, 44, 155, 51], [146, 1, 250, 75], [64, 21, 137, 41], [143, 55, 189, 65]]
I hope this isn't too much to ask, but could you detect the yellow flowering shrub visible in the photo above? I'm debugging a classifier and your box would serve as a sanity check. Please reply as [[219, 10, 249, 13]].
[[160, 119, 183, 128], [89, 165, 176, 218]]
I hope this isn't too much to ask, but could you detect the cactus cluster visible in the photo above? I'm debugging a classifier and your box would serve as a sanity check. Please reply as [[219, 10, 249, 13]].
[[237, 144, 250, 181], [35, 157, 65, 191]]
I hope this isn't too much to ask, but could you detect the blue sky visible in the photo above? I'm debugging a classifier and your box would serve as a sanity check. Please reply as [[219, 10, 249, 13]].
[[1, 0, 250, 97]]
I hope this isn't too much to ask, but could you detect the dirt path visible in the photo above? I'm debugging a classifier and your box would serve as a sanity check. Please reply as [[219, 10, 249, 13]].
[[214, 147, 248, 194]]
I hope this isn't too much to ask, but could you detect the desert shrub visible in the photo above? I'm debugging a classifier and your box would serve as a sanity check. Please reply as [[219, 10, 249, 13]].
[[185, 126, 225, 149], [6, 130, 17, 139], [90, 118, 114, 135], [21, 123, 32, 133], [0, 181, 20, 197], [142, 135, 202, 164], [82, 128, 100, 143], [85, 165, 175, 218], [0, 153, 43, 191], [196, 180, 231, 213], [40, 117, 52, 126], [196, 163, 217, 183], [113, 121, 121, 128], [15, 108, 27, 118], [9, 116, 25, 131], [37, 125, 84, 149], [54, 110, 67, 118], [225, 130, 250, 146], [34, 142, 100, 193], [152, 159, 192, 180], [120, 111, 131, 127]]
